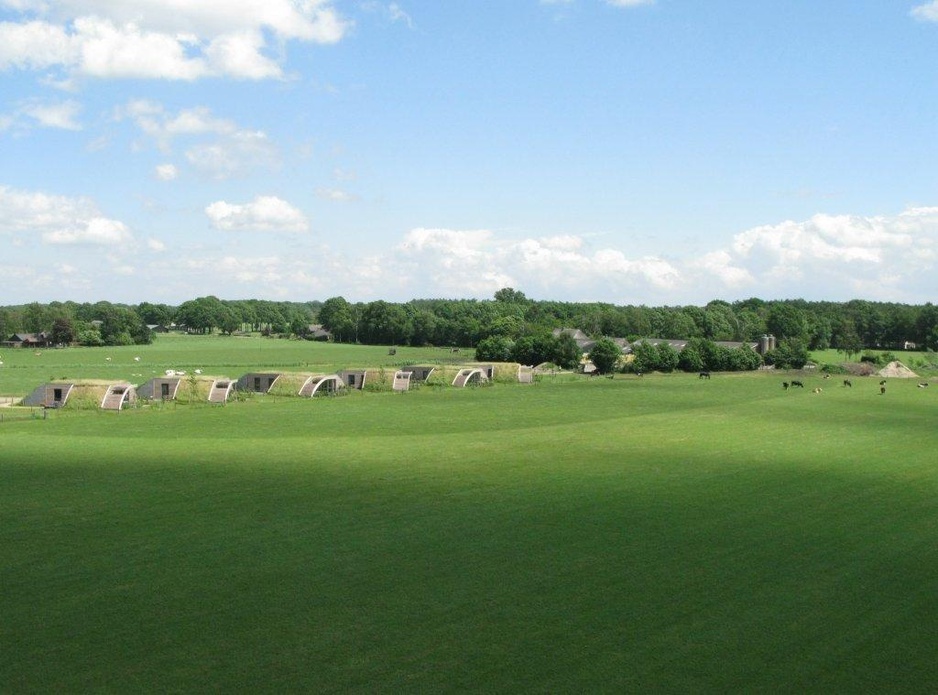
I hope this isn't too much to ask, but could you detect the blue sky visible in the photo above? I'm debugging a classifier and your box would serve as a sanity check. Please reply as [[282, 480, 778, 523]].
[[2, 0, 937, 305]]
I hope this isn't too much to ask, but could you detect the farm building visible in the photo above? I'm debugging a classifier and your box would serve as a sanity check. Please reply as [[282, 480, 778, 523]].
[[298, 374, 345, 397], [338, 369, 367, 390], [452, 368, 489, 387], [518, 366, 535, 383], [24, 380, 138, 410], [4, 332, 53, 349], [22, 382, 75, 408], [399, 365, 435, 382], [306, 324, 332, 341], [208, 379, 235, 404], [237, 373, 282, 393], [138, 377, 181, 400], [392, 371, 413, 392], [101, 384, 137, 411]]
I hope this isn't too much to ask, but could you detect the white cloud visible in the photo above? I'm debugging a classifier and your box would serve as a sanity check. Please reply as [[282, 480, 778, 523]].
[[395, 228, 682, 298], [119, 101, 279, 178], [19, 99, 82, 129], [205, 195, 309, 232], [911, 1, 938, 21], [0, 99, 83, 131], [147, 237, 167, 251], [185, 129, 278, 179], [155, 163, 177, 180], [315, 187, 356, 202], [0, 185, 133, 246], [0, 0, 349, 81]]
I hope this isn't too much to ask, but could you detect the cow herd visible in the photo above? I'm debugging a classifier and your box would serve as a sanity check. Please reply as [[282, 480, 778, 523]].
[[782, 376, 931, 394]]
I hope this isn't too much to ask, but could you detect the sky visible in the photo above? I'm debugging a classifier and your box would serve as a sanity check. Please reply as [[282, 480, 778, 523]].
[[1, 1, 937, 307]]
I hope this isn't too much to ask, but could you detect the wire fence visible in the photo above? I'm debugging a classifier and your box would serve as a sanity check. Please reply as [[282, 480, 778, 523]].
[[0, 406, 51, 423]]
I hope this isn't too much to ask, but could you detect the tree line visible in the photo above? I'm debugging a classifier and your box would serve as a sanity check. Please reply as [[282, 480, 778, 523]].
[[2, 290, 937, 357]]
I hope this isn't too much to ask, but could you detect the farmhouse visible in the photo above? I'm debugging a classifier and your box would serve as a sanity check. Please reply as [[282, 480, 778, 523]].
[[306, 324, 332, 341], [4, 332, 53, 349]]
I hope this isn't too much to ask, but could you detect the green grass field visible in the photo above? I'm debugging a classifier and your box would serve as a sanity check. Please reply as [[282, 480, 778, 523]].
[[2, 337, 937, 691]]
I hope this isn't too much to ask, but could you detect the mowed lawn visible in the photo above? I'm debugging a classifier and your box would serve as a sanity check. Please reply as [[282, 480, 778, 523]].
[[2, 373, 937, 692]]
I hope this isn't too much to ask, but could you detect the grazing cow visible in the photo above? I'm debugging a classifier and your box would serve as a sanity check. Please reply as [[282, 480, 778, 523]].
[[823, 374, 831, 380], [843, 379, 852, 388], [879, 379, 887, 386], [813, 387, 823, 394], [783, 382, 790, 390], [880, 385, 886, 395], [918, 382, 930, 388], [790, 380, 804, 388], [699, 371, 711, 379]]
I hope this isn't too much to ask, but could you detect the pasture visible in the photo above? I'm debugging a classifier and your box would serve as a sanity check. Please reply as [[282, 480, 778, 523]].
[[2, 337, 937, 691]]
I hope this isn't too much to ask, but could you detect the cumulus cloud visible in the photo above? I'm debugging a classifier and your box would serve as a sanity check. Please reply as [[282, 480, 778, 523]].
[[911, 1, 938, 21], [0, 99, 82, 131], [155, 163, 177, 180], [0, 0, 349, 81], [118, 101, 279, 178], [0, 184, 133, 246], [205, 195, 309, 232], [712, 208, 936, 300], [19, 99, 82, 129], [315, 187, 357, 202], [395, 228, 682, 298], [389, 207, 937, 303]]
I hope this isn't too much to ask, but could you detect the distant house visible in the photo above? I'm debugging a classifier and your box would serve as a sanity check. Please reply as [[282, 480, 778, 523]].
[[306, 324, 332, 341], [552, 327, 596, 353], [628, 338, 689, 353], [553, 328, 631, 355], [5, 332, 52, 348]]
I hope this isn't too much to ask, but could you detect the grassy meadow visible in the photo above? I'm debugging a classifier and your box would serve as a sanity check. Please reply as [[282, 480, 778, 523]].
[[2, 336, 937, 691]]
